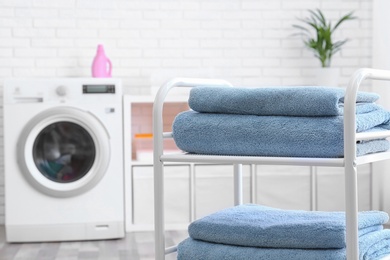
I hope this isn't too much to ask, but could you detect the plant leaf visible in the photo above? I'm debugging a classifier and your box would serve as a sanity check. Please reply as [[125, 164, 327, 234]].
[[308, 9, 326, 27], [292, 24, 311, 33], [332, 11, 357, 32]]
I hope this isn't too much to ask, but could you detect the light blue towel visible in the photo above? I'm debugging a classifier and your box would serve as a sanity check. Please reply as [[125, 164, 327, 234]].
[[172, 110, 390, 157], [188, 204, 389, 249], [177, 232, 390, 260], [188, 86, 381, 117], [178, 238, 346, 260], [360, 229, 390, 259]]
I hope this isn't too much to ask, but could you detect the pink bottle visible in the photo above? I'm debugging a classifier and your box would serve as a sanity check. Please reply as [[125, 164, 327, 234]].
[[92, 44, 112, 78]]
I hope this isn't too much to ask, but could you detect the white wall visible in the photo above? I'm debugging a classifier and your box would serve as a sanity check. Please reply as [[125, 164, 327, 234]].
[[372, 0, 390, 213], [0, 0, 372, 224]]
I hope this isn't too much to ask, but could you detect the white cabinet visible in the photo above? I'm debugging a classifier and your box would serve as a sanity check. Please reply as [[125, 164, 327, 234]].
[[129, 164, 253, 231], [255, 165, 312, 210], [132, 165, 190, 227], [123, 95, 190, 232], [316, 165, 371, 211], [194, 164, 252, 219], [253, 165, 372, 212]]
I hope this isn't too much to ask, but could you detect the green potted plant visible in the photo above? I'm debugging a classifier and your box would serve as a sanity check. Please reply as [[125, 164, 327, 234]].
[[293, 9, 356, 67], [293, 9, 356, 86]]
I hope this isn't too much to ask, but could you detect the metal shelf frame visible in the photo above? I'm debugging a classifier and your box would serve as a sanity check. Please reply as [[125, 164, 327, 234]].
[[153, 69, 390, 260]]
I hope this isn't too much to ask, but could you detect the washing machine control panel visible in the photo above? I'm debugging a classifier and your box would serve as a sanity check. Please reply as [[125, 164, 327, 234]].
[[3, 78, 122, 105]]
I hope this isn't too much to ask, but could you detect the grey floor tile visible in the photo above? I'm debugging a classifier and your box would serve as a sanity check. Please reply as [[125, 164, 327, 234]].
[[0, 226, 188, 260]]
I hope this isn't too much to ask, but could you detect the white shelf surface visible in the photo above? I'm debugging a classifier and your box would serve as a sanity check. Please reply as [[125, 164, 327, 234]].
[[159, 151, 390, 167], [124, 94, 188, 103]]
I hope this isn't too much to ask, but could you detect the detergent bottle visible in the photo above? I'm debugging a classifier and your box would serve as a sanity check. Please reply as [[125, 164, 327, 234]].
[[92, 44, 112, 78]]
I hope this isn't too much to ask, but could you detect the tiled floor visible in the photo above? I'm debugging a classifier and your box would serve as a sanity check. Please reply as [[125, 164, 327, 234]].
[[0, 226, 188, 260]]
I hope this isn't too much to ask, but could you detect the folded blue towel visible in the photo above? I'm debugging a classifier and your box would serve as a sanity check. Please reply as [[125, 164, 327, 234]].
[[172, 110, 390, 157], [188, 204, 389, 249], [177, 231, 390, 260], [360, 229, 390, 259], [188, 86, 381, 117]]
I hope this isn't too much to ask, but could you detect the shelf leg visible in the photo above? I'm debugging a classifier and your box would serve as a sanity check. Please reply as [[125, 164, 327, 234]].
[[234, 164, 243, 205], [250, 164, 256, 203], [189, 163, 196, 222], [345, 161, 359, 260], [310, 166, 318, 211], [154, 161, 165, 260]]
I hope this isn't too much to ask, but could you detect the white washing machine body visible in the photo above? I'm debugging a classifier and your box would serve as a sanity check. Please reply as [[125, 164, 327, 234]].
[[3, 78, 125, 242]]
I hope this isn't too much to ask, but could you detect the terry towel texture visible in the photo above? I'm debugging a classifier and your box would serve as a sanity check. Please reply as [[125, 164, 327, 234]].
[[177, 204, 390, 260], [188, 204, 388, 249], [172, 110, 390, 157], [173, 86, 390, 157], [189, 86, 380, 116], [177, 234, 390, 260]]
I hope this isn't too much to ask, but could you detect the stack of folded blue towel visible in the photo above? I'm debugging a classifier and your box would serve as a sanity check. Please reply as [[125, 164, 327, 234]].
[[177, 204, 390, 260], [172, 86, 390, 157]]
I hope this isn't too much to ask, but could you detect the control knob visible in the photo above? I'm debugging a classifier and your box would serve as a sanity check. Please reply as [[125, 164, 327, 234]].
[[56, 85, 67, 96]]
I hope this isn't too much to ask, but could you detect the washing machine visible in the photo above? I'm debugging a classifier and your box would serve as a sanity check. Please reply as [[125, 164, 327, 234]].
[[3, 78, 125, 242]]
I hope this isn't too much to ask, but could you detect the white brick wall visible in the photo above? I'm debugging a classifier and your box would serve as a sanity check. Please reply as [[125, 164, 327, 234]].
[[0, 0, 373, 224]]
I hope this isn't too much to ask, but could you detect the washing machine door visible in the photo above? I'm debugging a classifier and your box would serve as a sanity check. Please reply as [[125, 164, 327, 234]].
[[18, 106, 111, 197]]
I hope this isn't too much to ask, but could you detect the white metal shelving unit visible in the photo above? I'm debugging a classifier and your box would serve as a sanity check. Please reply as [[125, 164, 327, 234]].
[[153, 69, 390, 260]]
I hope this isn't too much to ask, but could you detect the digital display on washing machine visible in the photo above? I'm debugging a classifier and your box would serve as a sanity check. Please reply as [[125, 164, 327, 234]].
[[83, 84, 115, 94]]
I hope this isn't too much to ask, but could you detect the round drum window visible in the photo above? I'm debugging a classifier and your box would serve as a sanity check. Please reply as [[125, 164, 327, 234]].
[[33, 122, 96, 183]]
